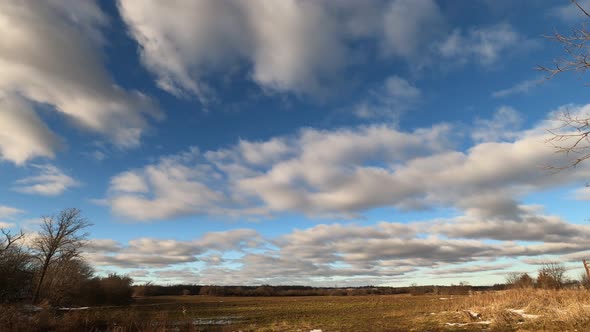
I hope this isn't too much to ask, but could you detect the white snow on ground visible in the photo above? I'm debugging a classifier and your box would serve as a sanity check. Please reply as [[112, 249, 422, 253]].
[[445, 321, 492, 327], [445, 307, 541, 327], [507, 308, 541, 319]]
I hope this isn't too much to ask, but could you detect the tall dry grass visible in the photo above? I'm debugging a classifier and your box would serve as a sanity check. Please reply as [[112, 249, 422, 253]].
[[426, 288, 590, 331], [3, 289, 590, 331]]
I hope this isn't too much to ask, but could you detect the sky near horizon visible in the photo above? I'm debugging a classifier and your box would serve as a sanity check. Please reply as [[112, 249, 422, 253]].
[[3, 0, 590, 286]]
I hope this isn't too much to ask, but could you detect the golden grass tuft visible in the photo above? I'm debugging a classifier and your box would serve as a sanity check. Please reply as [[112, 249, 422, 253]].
[[422, 288, 590, 331]]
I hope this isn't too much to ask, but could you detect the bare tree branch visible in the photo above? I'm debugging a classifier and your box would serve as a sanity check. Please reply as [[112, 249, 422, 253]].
[[574, 0, 590, 18], [544, 110, 590, 170], [540, 2, 590, 170], [0, 228, 25, 254]]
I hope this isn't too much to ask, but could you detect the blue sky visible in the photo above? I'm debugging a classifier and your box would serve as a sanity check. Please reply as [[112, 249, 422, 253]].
[[3, 0, 590, 286]]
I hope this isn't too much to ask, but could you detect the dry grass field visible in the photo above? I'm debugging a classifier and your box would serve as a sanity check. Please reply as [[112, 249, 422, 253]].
[[4, 289, 590, 331]]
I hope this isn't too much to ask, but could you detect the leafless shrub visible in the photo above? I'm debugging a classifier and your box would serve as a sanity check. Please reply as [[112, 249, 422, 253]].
[[506, 272, 535, 289], [536, 262, 566, 290]]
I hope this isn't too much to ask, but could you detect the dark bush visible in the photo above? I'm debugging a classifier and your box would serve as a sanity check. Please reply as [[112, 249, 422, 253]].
[[98, 274, 134, 305], [0, 230, 34, 303]]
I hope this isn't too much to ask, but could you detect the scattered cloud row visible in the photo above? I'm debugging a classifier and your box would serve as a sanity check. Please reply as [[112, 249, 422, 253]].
[[85, 211, 590, 285], [105, 105, 590, 221], [86, 229, 261, 268], [96, 103, 590, 285]]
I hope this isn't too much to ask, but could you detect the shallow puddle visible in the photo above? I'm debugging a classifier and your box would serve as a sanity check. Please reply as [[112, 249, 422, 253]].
[[192, 316, 243, 325]]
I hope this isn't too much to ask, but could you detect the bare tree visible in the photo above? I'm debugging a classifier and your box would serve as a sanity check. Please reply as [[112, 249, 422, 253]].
[[30, 208, 91, 304], [540, 1, 590, 274], [540, 1, 590, 169]]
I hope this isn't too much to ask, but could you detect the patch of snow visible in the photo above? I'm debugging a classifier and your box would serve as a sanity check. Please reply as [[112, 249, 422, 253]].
[[445, 321, 491, 327], [507, 308, 540, 319], [310, 330, 323, 332], [58, 307, 89, 311]]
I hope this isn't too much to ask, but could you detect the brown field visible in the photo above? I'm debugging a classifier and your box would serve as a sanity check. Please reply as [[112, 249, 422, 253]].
[[4, 289, 590, 331]]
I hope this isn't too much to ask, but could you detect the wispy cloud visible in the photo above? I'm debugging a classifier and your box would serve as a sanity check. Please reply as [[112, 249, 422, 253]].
[[354, 75, 422, 119], [550, 0, 590, 22], [0, 205, 23, 229], [492, 77, 545, 98], [0, 205, 23, 219], [471, 106, 523, 142], [14, 164, 78, 196], [437, 23, 537, 66]]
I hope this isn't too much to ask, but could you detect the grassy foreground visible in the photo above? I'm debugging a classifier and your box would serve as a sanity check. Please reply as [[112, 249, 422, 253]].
[[3, 289, 590, 331]]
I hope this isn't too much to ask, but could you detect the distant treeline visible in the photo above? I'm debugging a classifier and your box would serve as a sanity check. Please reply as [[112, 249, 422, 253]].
[[132, 283, 507, 297]]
